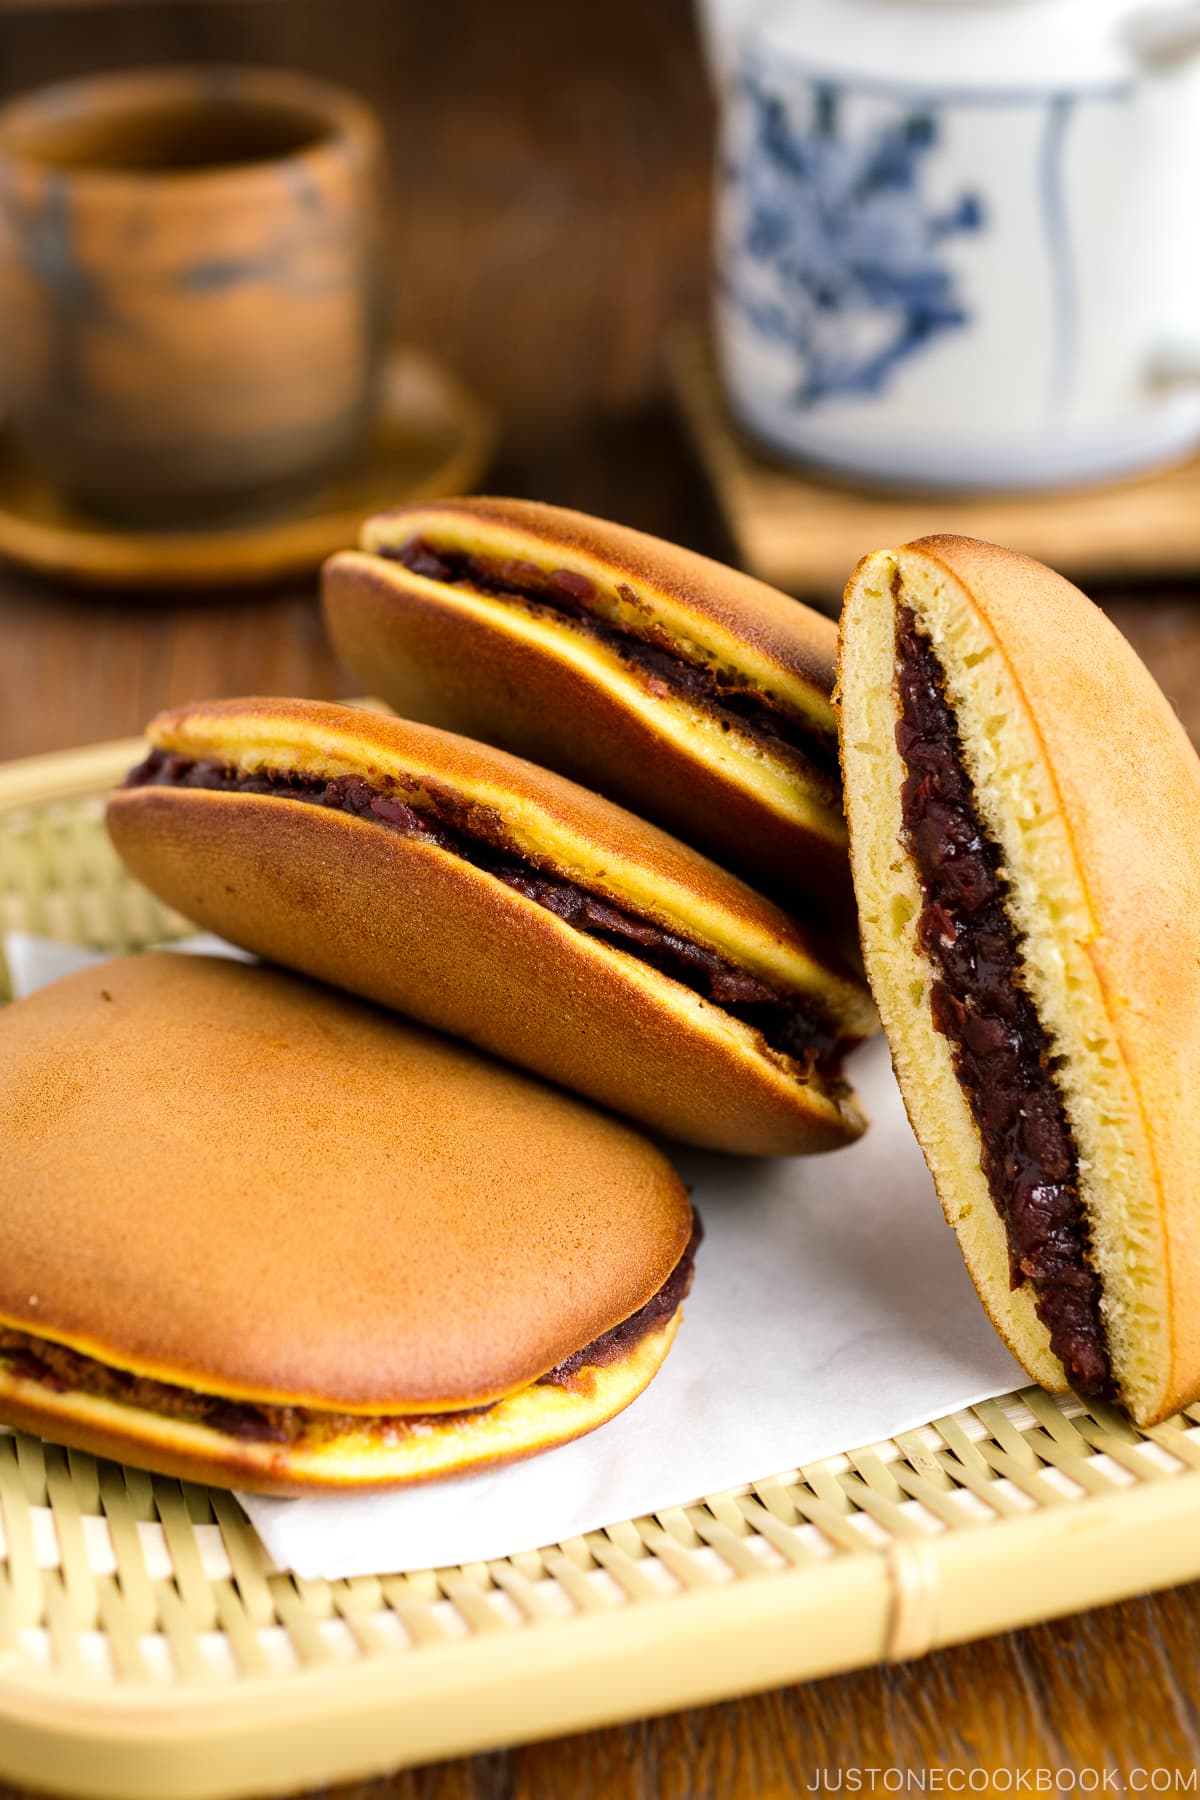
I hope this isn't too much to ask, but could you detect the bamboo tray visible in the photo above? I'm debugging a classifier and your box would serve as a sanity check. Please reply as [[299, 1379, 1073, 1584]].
[[2, 738, 1200, 1800]]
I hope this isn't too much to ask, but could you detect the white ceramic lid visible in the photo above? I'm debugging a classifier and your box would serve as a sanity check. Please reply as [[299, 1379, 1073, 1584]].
[[749, 0, 1141, 94]]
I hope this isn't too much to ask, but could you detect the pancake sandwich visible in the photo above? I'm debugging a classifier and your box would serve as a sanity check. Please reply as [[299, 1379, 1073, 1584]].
[[0, 953, 698, 1493], [321, 496, 851, 913], [106, 698, 875, 1156], [839, 534, 1200, 1425]]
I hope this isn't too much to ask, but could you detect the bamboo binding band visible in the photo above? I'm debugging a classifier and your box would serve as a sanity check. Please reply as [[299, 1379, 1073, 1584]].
[[885, 1536, 941, 1662]]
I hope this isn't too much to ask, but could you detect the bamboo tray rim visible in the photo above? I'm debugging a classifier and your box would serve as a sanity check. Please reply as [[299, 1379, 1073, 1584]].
[[0, 735, 145, 809]]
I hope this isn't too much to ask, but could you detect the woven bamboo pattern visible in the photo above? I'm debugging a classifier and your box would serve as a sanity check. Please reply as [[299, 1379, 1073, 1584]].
[[2, 741, 1200, 1800]]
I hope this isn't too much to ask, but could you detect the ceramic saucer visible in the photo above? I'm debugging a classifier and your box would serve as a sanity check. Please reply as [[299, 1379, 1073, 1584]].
[[0, 349, 494, 590]]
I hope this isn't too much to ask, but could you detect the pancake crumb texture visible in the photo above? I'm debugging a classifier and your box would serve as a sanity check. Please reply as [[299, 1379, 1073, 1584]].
[[839, 552, 1057, 1390], [840, 539, 1195, 1423]]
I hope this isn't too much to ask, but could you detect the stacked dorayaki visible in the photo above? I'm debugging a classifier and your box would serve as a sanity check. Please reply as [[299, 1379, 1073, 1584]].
[[2, 506, 1198, 1496]]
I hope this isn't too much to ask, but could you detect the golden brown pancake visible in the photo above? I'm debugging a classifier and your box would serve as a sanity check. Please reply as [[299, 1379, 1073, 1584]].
[[321, 496, 851, 916], [839, 535, 1200, 1425], [106, 698, 875, 1156], [0, 953, 696, 1493]]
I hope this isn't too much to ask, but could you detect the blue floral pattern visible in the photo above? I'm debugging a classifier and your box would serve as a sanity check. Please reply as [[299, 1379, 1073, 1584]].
[[723, 73, 985, 407]]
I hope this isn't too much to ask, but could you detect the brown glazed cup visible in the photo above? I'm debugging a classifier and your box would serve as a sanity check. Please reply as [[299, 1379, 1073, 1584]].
[[0, 66, 384, 521]]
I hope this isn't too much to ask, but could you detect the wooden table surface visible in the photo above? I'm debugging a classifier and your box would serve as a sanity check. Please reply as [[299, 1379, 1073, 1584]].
[[1, 2, 1198, 1792]]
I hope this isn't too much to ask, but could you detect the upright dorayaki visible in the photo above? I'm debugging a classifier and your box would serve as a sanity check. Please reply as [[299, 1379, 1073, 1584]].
[[838, 535, 1200, 1425], [321, 497, 852, 916], [106, 698, 875, 1156], [0, 954, 697, 1493]]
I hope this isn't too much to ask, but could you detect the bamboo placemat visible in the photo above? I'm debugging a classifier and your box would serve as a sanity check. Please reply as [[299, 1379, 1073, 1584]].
[[669, 330, 1200, 610], [2, 739, 1200, 1799]]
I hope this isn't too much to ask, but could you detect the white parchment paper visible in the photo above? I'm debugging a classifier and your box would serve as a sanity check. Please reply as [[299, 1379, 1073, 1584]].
[[4, 930, 1021, 1579]]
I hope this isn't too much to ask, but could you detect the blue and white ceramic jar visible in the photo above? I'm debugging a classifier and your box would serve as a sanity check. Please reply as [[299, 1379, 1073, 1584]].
[[705, 0, 1200, 490]]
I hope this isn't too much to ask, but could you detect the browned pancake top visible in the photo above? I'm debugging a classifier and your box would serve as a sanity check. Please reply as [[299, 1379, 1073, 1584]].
[[0, 954, 691, 1410]]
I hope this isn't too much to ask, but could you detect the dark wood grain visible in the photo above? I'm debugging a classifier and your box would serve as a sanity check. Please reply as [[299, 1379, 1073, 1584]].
[[0, 2, 1198, 1791]]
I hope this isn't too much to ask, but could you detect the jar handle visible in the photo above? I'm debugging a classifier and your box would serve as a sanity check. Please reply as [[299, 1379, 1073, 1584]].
[[1126, 2, 1200, 69], [1148, 342, 1200, 389]]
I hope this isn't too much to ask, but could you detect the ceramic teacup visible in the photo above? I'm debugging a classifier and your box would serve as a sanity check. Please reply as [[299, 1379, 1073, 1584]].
[[704, 0, 1200, 493], [0, 66, 384, 521]]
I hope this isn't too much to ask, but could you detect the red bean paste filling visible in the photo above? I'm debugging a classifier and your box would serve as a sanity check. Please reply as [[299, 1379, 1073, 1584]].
[[0, 1216, 701, 1447], [895, 604, 1112, 1399], [124, 750, 848, 1078], [383, 537, 841, 787]]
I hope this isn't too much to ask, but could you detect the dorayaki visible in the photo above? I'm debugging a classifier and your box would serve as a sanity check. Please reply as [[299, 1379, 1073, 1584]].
[[0, 953, 697, 1493], [106, 698, 875, 1155], [321, 496, 851, 916], [838, 535, 1200, 1426]]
